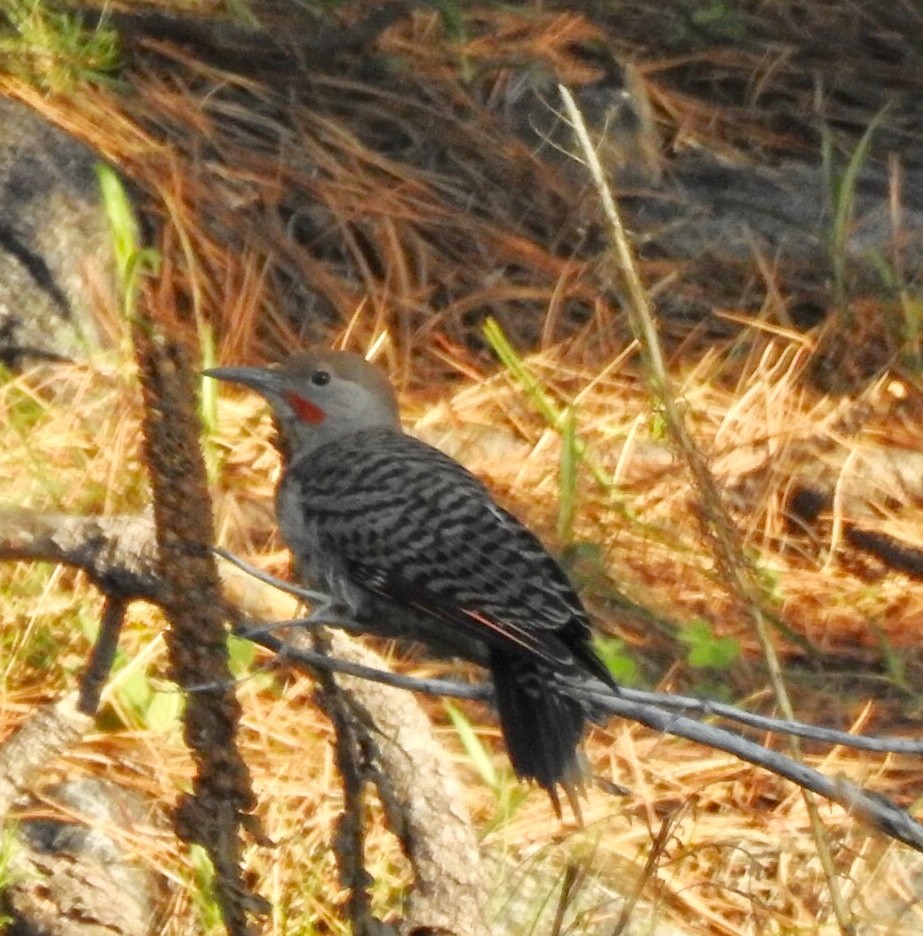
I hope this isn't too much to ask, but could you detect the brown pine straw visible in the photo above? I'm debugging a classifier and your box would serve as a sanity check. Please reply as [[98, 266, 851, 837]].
[[3, 4, 923, 931], [4, 333, 923, 933]]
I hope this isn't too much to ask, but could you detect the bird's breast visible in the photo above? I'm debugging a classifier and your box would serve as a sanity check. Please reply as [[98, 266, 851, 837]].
[[275, 467, 490, 663]]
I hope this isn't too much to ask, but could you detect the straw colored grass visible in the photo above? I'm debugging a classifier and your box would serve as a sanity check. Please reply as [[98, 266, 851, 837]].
[[3, 320, 923, 932], [3, 1, 923, 932]]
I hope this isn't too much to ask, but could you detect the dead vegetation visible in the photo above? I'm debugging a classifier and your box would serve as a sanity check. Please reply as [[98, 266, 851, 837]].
[[2, 1, 923, 934]]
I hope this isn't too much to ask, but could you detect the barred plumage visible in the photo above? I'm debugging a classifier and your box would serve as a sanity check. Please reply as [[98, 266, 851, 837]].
[[206, 350, 619, 810]]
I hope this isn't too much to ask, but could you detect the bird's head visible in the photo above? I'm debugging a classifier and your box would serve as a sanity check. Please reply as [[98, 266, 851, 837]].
[[204, 350, 401, 458]]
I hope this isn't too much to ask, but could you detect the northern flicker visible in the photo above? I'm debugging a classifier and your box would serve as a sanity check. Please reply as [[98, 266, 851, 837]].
[[206, 350, 618, 809]]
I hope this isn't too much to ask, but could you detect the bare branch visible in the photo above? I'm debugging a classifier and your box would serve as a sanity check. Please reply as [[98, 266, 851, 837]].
[[241, 623, 923, 854], [79, 596, 128, 715], [1, 508, 490, 933], [134, 325, 262, 936], [240, 618, 923, 754], [304, 628, 490, 936], [0, 694, 93, 815], [0, 509, 162, 600], [5, 509, 923, 856]]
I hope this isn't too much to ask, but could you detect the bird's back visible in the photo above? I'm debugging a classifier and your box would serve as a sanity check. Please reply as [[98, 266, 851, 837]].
[[277, 427, 611, 685]]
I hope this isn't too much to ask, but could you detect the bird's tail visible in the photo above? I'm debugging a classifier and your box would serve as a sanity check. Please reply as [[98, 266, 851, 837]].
[[489, 650, 588, 818]]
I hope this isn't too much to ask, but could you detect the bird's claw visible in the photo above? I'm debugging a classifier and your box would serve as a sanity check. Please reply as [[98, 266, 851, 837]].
[[212, 545, 341, 608]]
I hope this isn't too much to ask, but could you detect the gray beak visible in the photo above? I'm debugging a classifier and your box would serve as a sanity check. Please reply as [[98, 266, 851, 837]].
[[202, 366, 282, 396]]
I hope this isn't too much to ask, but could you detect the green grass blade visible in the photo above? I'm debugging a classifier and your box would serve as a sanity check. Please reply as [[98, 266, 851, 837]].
[[444, 700, 497, 789]]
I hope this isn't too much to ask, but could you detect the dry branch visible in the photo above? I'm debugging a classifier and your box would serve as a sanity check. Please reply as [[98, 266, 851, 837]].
[[0, 507, 490, 934], [0, 693, 92, 816], [0, 509, 161, 600], [132, 320, 263, 934], [306, 628, 489, 936], [4, 507, 923, 859]]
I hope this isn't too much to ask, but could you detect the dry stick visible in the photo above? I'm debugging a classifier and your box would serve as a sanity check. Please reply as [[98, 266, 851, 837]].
[[559, 85, 855, 934], [6, 514, 923, 852], [550, 864, 580, 936], [241, 626, 923, 853], [312, 629, 381, 935], [79, 595, 128, 715], [243, 619, 923, 753], [243, 553, 923, 757], [10, 517, 921, 756], [0, 512, 488, 935], [610, 813, 676, 936], [0, 694, 93, 817], [133, 319, 262, 936], [220, 553, 923, 754], [273, 615, 488, 931], [6, 513, 923, 784], [302, 628, 490, 936]]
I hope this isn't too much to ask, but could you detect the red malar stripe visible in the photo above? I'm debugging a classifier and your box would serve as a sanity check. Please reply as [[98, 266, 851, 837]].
[[285, 391, 325, 424]]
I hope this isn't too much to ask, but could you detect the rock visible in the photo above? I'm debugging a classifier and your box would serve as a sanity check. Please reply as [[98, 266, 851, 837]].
[[0, 97, 119, 367], [4, 777, 166, 936]]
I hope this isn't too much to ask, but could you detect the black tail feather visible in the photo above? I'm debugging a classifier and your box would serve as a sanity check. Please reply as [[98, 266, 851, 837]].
[[489, 650, 588, 816]]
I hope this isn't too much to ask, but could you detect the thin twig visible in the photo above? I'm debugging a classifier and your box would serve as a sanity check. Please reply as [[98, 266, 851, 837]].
[[78, 595, 128, 715], [6, 512, 923, 855], [241, 621, 923, 853], [214, 547, 336, 608], [226, 567, 923, 755]]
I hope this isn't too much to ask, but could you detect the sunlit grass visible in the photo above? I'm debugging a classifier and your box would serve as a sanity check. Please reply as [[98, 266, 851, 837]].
[[5, 305, 923, 933], [0, 0, 120, 90], [2, 2, 923, 932]]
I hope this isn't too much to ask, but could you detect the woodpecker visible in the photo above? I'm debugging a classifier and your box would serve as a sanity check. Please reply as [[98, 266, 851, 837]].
[[206, 350, 618, 810]]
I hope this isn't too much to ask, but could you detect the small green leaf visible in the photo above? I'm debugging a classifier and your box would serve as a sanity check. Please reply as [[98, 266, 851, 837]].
[[678, 619, 740, 670], [115, 665, 153, 718], [96, 163, 160, 322], [869, 620, 910, 693], [145, 688, 184, 734], [562, 540, 605, 567], [187, 844, 223, 930], [557, 405, 579, 544], [593, 635, 638, 685], [0, 824, 24, 898], [650, 410, 667, 441], [227, 634, 257, 676]]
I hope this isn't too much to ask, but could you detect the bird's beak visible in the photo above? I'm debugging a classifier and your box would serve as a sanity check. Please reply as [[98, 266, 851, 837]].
[[202, 366, 283, 396]]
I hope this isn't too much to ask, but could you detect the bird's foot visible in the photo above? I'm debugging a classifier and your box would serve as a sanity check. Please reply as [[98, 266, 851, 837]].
[[211, 545, 336, 607], [294, 593, 356, 627], [234, 603, 361, 644]]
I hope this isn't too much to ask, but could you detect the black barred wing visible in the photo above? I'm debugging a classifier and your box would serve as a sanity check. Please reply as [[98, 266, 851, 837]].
[[283, 427, 612, 685]]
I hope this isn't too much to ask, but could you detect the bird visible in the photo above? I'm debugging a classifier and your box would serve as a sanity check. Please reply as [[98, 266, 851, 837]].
[[205, 350, 619, 812]]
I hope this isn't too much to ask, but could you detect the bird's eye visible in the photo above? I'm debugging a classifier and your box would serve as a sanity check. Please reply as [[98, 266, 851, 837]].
[[310, 370, 331, 387]]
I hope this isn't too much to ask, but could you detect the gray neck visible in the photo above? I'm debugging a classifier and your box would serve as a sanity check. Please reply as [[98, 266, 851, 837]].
[[274, 408, 401, 464]]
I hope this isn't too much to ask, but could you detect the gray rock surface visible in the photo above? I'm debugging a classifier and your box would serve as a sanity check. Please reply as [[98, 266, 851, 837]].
[[0, 97, 118, 366]]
